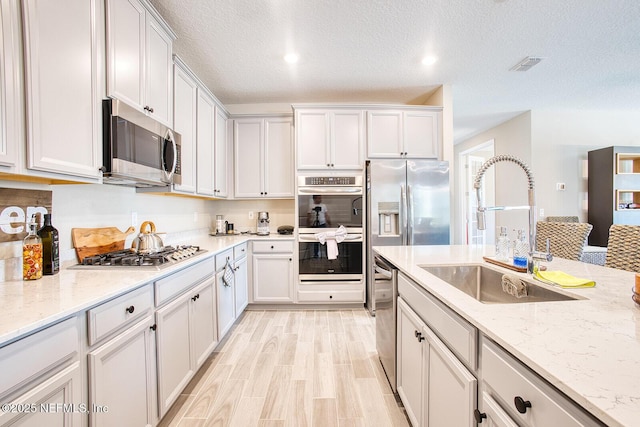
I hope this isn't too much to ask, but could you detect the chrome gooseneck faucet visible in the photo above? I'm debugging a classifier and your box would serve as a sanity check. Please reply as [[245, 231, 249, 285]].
[[473, 155, 552, 273]]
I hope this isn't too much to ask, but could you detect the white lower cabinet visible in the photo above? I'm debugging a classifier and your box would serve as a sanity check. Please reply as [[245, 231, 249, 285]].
[[397, 296, 477, 427], [88, 315, 157, 427], [0, 316, 82, 427], [480, 336, 604, 427], [251, 240, 294, 303], [156, 277, 216, 417], [234, 253, 248, 313]]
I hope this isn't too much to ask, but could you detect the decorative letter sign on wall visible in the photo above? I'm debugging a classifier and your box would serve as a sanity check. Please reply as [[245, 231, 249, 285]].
[[0, 188, 52, 242]]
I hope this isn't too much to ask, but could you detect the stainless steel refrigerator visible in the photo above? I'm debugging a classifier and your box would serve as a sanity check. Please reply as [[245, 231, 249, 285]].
[[366, 159, 450, 315]]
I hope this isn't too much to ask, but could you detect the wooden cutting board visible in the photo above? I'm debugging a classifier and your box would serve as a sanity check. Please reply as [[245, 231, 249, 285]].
[[71, 226, 136, 262]]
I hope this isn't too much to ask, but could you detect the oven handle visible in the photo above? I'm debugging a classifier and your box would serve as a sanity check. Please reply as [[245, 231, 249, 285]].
[[298, 187, 363, 195], [298, 234, 363, 242]]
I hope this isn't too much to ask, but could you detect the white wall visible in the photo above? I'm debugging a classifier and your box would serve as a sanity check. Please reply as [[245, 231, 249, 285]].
[[531, 110, 640, 222]]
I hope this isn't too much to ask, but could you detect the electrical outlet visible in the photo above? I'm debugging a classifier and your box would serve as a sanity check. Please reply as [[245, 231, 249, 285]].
[[131, 212, 138, 227], [556, 182, 566, 191], [539, 208, 544, 217], [193, 212, 199, 223], [248, 211, 254, 219]]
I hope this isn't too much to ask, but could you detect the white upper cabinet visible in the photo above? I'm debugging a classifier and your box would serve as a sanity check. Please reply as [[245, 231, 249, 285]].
[[106, 0, 175, 127], [22, 0, 102, 179], [196, 88, 215, 196], [367, 108, 442, 159], [0, 0, 22, 172], [214, 106, 229, 198], [234, 116, 293, 198], [172, 57, 197, 194], [295, 107, 365, 170]]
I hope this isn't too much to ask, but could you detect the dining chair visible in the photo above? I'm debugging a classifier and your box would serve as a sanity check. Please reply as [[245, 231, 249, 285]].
[[535, 221, 593, 261], [546, 216, 580, 223], [604, 224, 640, 272]]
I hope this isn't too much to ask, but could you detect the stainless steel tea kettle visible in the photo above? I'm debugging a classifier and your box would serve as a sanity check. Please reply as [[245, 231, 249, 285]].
[[131, 221, 164, 254]]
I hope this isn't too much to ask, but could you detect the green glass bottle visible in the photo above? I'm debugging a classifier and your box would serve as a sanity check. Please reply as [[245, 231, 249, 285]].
[[38, 213, 60, 275]]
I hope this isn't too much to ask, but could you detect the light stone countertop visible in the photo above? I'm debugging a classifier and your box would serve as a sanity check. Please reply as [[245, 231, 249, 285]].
[[0, 233, 293, 346], [373, 244, 640, 427]]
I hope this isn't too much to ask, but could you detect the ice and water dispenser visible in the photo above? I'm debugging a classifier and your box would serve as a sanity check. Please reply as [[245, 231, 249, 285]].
[[377, 202, 399, 236]]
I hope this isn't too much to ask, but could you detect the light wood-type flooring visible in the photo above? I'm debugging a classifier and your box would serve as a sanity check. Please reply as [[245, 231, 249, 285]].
[[159, 309, 410, 426]]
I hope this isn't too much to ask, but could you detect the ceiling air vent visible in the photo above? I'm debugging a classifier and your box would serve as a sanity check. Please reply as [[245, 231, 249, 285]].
[[510, 56, 543, 71]]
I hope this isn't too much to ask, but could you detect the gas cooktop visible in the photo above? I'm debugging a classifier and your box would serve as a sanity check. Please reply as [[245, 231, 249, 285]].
[[70, 245, 206, 270]]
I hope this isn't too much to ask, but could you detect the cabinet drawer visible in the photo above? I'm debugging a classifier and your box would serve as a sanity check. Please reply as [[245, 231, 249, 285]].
[[0, 317, 78, 397], [252, 240, 294, 253], [481, 337, 603, 427], [297, 289, 363, 303], [398, 272, 477, 370], [155, 257, 214, 306], [88, 284, 153, 345], [215, 249, 234, 271], [234, 242, 248, 260]]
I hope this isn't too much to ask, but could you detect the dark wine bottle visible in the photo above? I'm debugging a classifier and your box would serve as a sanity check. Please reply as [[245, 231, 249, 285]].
[[38, 213, 59, 275]]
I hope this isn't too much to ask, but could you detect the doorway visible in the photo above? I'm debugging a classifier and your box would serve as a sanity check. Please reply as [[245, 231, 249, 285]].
[[458, 140, 495, 245]]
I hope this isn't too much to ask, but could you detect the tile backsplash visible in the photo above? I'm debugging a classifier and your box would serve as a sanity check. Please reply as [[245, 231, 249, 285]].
[[0, 180, 295, 281]]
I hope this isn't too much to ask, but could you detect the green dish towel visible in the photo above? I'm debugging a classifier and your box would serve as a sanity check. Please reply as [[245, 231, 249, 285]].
[[534, 270, 596, 288]]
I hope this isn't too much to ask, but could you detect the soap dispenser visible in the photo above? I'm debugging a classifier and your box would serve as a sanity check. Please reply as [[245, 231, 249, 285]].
[[495, 226, 510, 261], [513, 229, 528, 268]]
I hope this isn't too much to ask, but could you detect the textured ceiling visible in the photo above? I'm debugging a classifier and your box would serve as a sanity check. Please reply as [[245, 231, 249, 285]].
[[149, 0, 640, 142]]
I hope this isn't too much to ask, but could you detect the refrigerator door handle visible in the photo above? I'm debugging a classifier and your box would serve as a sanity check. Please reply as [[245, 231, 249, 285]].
[[407, 184, 414, 245], [400, 184, 407, 245]]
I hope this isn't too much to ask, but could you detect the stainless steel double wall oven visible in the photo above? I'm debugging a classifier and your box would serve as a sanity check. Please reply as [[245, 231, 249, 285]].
[[297, 175, 365, 284]]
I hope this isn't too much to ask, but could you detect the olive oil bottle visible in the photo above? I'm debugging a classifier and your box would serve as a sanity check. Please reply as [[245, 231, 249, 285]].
[[38, 213, 60, 275]]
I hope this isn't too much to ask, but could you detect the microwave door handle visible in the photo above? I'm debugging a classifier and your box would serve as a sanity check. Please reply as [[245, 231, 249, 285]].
[[167, 129, 178, 176]]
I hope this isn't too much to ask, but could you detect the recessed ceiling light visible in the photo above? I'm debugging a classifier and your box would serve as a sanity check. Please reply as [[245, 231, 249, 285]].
[[422, 55, 438, 66], [284, 53, 299, 64]]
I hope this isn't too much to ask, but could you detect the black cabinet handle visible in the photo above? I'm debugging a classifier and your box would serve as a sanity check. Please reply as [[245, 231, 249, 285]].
[[326, 163, 330, 167], [150, 324, 157, 331], [414, 330, 425, 342], [473, 409, 487, 423], [514, 396, 531, 414], [125, 305, 135, 314], [191, 294, 200, 301], [271, 245, 274, 249], [329, 295, 333, 299]]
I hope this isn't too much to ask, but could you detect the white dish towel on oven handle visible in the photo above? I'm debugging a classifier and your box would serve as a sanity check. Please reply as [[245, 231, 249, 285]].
[[314, 225, 347, 260]]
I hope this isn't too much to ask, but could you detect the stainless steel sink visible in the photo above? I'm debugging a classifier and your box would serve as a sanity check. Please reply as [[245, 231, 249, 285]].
[[421, 264, 580, 304]]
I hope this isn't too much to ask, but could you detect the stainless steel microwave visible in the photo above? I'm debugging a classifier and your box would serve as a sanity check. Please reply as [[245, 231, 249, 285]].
[[102, 98, 181, 187]]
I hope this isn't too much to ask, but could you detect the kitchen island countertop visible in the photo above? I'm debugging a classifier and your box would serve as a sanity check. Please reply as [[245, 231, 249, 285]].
[[373, 244, 640, 427], [0, 233, 293, 346]]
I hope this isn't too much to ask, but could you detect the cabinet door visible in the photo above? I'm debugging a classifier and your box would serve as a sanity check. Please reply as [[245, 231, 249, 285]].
[[367, 111, 403, 158], [234, 256, 248, 313], [23, 0, 101, 178], [106, 0, 145, 109], [332, 110, 364, 169], [233, 118, 263, 198], [214, 106, 228, 197], [397, 297, 425, 427], [191, 278, 217, 369], [173, 61, 197, 193], [296, 111, 330, 169], [88, 316, 157, 427], [404, 110, 440, 158], [145, 13, 172, 127], [0, 363, 82, 427], [196, 88, 215, 196], [478, 391, 519, 427], [252, 253, 294, 302], [155, 293, 193, 417], [0, 0, 22, 170], [216, 269, 236, 339], [424, 325, 477, 427], [264, 117, 293, 197]]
